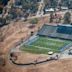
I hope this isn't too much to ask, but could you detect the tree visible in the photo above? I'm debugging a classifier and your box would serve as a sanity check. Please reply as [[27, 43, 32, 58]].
[[29, 18, 38, 24], [9, 7, 17, 20], [0, 0, 10, 14], [0, 0, 3, 14], [0, 57, 6, 66], [0, 28, 6, 66], [63, 12, 71, 24], [49, 12, 54, 23], [44, 0, 58, 8], [21, 0, 38, 13], [0, 7, 3, 14], [58, 3, 62, 10], [0, 27, 5, 42], [60, 0, 69, 7]]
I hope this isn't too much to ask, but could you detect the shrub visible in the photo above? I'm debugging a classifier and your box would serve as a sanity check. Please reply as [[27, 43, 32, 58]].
[[29, 18, 38, 24]]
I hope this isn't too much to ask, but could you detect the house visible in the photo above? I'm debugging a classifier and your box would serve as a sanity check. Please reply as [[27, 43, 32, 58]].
[[44, 8, 54, 14], [61, 7, 68, 10]]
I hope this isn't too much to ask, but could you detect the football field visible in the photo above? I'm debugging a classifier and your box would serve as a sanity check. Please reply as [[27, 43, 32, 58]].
[[21, 36, 71, 54]]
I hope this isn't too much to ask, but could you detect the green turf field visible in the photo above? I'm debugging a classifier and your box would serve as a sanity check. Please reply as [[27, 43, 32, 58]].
[[21, 37, 71, 54]]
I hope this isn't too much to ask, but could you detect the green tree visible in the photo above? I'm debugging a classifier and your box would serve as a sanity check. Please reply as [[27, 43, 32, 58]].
[[29, 18, 38, 24], [44, 0, 58, 8], [0, 0, 2, 4], [61, 0, 69, 7], [0, 0, 3, 14], [49, 12, 54, 23], [0, 57, 6, 66], [63, 12, 71, 24], [0, 28, 5, 42], [21, 0, 38, 13]]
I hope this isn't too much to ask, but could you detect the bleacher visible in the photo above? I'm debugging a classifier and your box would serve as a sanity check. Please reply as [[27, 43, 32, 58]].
[[37, 25, 57, 36], [57, 25, 72, 35], [38, 24, 72, 40]]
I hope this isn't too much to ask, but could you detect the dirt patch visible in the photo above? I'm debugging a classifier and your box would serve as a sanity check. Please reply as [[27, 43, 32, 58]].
[[15, 52, 48, 63], [0, 16, 70, 72], [1, 58, 72, 72]]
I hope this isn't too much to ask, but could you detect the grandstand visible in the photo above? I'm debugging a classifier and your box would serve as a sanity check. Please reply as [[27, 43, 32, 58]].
[[37, 25, 57, 36], [38, 24, 72, 40]]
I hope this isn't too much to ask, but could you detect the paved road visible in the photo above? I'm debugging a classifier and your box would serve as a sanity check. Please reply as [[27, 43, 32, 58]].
[[28, 10, 72, 20], [36, 0, 44, 16]]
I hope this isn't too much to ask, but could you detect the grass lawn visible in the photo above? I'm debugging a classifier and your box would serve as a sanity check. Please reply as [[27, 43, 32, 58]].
[[21, 36, 71, 54]]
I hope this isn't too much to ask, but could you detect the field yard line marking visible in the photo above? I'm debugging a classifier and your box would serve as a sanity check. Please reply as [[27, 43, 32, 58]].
[[28, 45, 52, 50], [40, 38, 64, 42], [26, 44, 60, 51]]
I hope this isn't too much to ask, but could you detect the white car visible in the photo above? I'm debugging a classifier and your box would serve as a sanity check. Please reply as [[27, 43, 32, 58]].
[[48, 51, 53, 55]]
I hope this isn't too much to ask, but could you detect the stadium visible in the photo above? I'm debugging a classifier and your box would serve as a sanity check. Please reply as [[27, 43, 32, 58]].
[[21, 24, 72, 54]]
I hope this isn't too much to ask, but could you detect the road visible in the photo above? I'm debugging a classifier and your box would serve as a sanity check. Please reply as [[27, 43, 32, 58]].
[[36, 0, 44, 16], [28, 10, 72, 20]]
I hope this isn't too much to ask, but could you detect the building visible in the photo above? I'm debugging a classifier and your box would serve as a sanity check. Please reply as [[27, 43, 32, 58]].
[[44, 8, 55, 14]]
